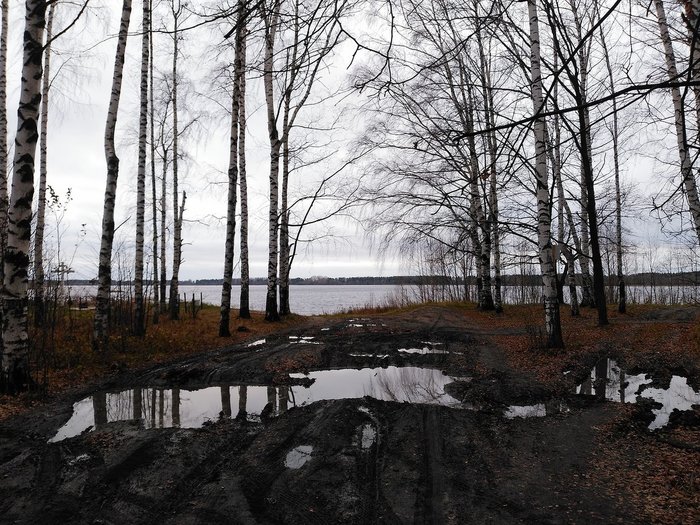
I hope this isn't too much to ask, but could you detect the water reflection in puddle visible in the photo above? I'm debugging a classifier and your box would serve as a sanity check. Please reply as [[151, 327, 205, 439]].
[[51, 366, 460, 442], [575, 359, 700, 429], [504, 404, 546, 418], [398, 347, 449, 355], [284, 445, 313, 469]]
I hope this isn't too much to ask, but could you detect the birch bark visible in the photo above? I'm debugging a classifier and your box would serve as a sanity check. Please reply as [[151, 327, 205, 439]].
[[33, 1, 54, 327], [93, 0, 132, 351], [262, 0, 281, 322], [2, 0, 46, 391], [527, 0, 563, 348], [168, 0, 181, 321], [655, 0, 700, 244], [219, 0, 244, 337], [149, 0, 159, 324], [134, 0, 150, 336], [0, 0, 9, 305], [238, 21, 250, 319]]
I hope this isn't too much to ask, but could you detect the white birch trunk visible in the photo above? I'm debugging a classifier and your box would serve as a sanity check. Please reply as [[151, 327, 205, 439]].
[[33, 2, 54, 327], [168, 1, 181, 321], [93, 0, 132, 351], [134, 0, 150, 336], [0, 0, 9, 300], [149, 0, 159, 324], [219, 0, 244, 336], [655, 0, 700, 244], [262, 0, 280, 322], [2, 0, 45, 391], [238, 21, 250, 319], [527, 0, 563, 348], [159, 149, 167, 313]]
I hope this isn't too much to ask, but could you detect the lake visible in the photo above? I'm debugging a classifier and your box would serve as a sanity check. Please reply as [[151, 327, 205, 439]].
[[66, 284, 406, 315], [63, 282, 700, 315]]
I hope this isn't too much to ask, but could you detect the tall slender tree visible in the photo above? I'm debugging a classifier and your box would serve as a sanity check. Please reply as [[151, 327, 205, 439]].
[[149, 0, 159, 325], [238, 13, 250, 319], [134, 0, 150, 336], [1, 0, 46, 392], [527, 0, 563, 347], [654, 0, 700, 244], [0, 0, 9, 314], [32, 1, 55, 327], [168, 0, 185, 321], [219, 0, 245, 337], [93, 0, 132, 351], [261, 0, 281, 321]]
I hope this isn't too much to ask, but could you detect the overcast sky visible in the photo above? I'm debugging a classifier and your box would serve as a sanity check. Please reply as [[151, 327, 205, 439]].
[[4, 1, 694, 283], [3, 1, 410, 281]]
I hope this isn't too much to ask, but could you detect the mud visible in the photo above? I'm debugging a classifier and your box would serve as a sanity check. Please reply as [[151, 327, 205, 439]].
[[1, 306, 698, 524]]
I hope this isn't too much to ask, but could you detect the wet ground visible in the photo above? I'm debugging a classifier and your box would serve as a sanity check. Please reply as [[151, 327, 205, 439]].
[[1, 306, 699, 524]]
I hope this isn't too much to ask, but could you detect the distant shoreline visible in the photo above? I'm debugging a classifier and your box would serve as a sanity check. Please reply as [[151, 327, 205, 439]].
[[52, 271, 700, 287]]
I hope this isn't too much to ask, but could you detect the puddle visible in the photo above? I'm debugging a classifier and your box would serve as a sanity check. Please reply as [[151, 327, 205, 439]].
[[575, 359, 700, 429], [247, 339, 266, 347], [398, 347, 450, 355], [288, 366, 461, 406], [51, 366, 461, 442], [504, 404, 546, 419], [640, 376, 700, 429], [284, 445, 313, 469], [349, 353, 389, 359], [356, 424, 376, 449]]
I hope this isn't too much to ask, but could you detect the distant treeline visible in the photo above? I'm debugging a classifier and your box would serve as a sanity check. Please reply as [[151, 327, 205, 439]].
[[60, 272, 700, 287]]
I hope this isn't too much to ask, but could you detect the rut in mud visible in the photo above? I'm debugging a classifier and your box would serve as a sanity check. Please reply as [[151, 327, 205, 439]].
[[1, 306, 698, 524]]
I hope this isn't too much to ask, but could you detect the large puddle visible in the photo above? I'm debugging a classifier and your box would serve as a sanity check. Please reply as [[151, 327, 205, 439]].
[[575, 359, 700, 429], [51, 366, 461, 442]]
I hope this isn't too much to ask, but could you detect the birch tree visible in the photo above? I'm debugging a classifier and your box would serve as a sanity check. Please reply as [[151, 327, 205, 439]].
[[93, 0, 132, 351], [0, 0, 8, 308], [654, 0, 700, 244], [168, 0, 186, 321], [32, 1, 54, 327], [238, 16, 250, 319], [1, 0, 46, 392], [261, 0, 281, 321], [527, 0, 563, 347], [134, 0, 150, 336], [219, 0, 245, 337]]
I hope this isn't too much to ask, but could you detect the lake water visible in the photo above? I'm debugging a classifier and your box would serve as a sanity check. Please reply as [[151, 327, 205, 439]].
[[66, 284, 405, 315], [63, 283, 700, 315]]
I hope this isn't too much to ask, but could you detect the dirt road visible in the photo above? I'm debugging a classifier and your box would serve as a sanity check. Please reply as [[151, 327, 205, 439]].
[[0, 306, 697, 524]]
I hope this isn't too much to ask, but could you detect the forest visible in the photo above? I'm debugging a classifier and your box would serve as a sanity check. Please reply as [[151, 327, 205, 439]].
[[0, 0, 698, 391]]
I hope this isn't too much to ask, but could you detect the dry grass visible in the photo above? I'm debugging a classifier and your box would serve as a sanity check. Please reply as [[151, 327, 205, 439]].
[[0, 305, 307, 421]]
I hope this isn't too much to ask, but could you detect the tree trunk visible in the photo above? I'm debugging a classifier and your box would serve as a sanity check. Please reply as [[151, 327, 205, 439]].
[[278, 138, 290, 316], [0, 0, 8, 333], [159, 149, 167, 314], [134, 0, 150, 336], [168, 2, 181, 321], [169, 191, 185, 320], [600, 21, 625, 313], [238, 21, 250, 319], [93, 0, 132, 352], [33, 2, 54, 327], [149, 0, 159, 325], [655, 0, 700, 244], [527, 0, 563, 348], [476, 17, 502, 313], [1, 0, 46, 392], [262, 1, 281, 322], [219, 1, 244, 337]]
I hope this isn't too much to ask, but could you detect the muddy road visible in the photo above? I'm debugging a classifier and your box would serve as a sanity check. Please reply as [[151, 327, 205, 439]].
[[1, 306, 698, 524]]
